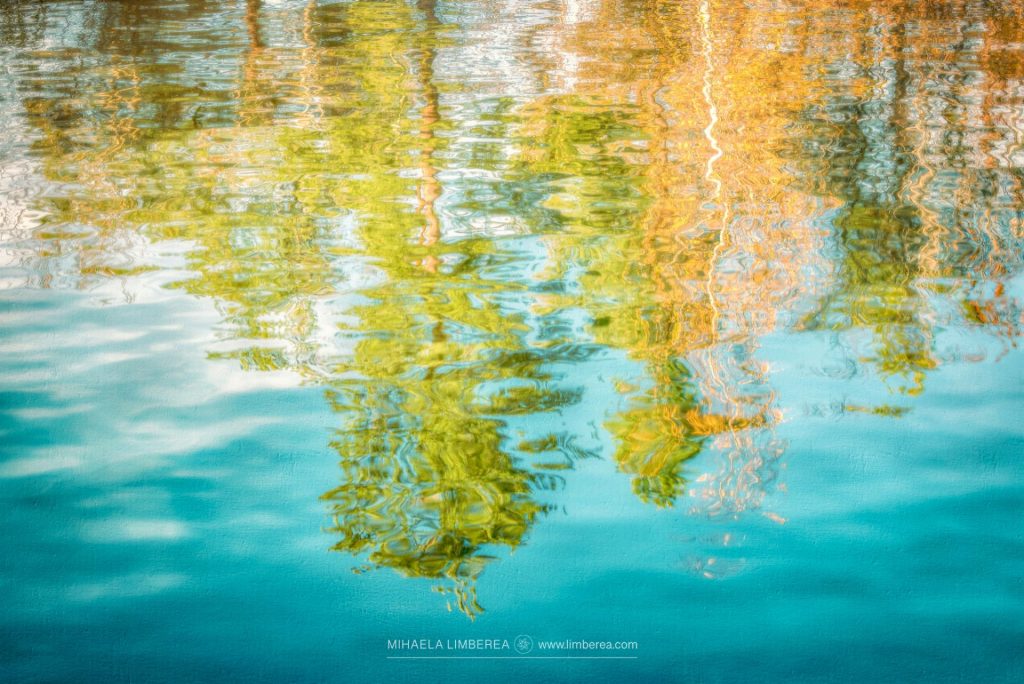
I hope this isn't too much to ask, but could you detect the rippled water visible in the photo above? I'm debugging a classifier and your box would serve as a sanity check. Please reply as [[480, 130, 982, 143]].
[[1, 0, 1023, 681]]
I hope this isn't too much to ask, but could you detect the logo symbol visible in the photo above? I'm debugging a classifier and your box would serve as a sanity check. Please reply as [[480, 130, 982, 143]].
[[514, 634, 533, 654]]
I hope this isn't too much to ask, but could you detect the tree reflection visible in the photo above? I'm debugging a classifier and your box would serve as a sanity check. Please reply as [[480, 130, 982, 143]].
[[5, 0, 1024, 611]]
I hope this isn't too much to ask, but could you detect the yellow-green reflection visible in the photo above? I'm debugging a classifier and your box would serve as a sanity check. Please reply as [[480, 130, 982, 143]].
[[5, 0, 1024, 613]]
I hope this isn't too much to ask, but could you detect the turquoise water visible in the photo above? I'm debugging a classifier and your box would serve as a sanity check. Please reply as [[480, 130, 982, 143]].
[[1, 0, 1023, 681]]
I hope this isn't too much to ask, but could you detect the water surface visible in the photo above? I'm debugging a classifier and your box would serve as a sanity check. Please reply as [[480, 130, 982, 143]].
[[1, 0, 1023, 681]]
